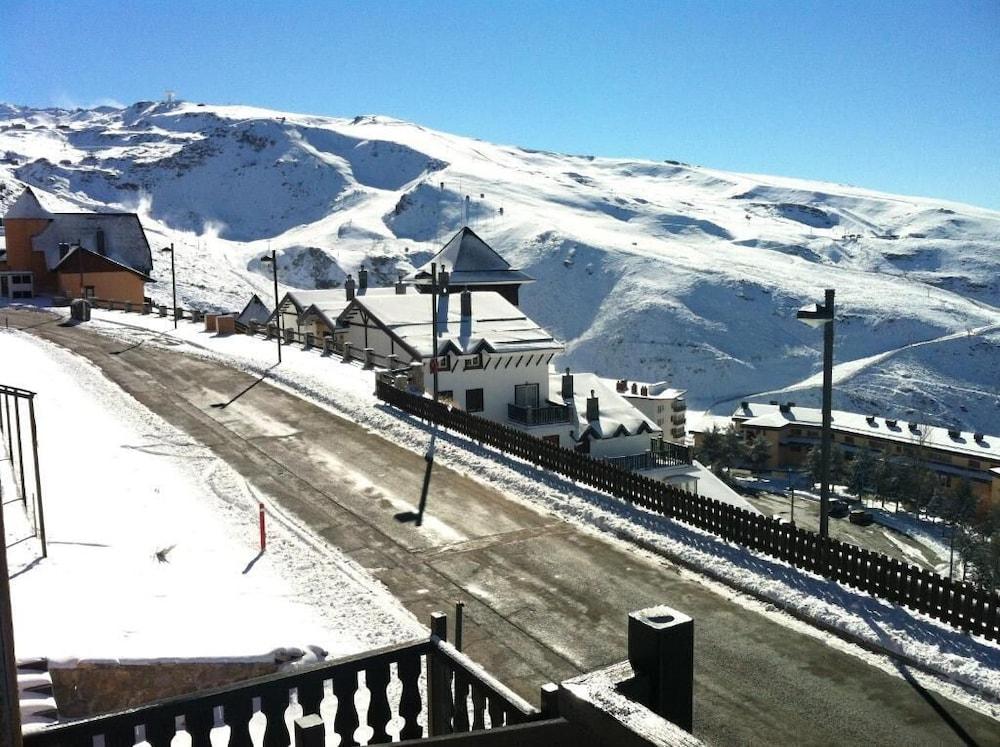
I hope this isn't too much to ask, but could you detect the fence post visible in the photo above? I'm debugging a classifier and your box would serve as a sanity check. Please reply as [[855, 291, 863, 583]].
[[343, 341, 353, 363], [293, 714, 325, 747], [428, 612, 453, 737]]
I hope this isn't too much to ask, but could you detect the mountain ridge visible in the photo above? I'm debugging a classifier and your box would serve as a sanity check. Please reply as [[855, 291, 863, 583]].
[[1, 100, 997, 431]]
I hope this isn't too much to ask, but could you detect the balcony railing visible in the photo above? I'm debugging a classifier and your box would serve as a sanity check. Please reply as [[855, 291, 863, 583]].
[[671, 400, 687, 412], [670, 413, 686, 425], [602, 443, 692, 472], [24, 614, 538, 747], [508, 402, 572, 426]]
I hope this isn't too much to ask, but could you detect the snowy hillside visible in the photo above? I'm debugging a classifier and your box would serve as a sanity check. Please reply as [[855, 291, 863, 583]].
[[1, 100, 998, 431]]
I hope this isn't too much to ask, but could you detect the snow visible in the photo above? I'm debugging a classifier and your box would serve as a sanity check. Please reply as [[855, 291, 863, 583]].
[[0, 327, 421, 666], [29, 304, 999, 716], [2, 100, 998, 433]]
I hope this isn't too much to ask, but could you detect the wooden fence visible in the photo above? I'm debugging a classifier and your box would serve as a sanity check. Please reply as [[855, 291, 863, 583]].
[[375, 380, 1000, 642]]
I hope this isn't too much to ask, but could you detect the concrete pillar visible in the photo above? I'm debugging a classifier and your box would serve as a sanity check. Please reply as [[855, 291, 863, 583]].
[[304, 332, 314, 349], [283, 327, 295, 344], [342, 341, 353, 363], [387, 353, 399, 371], [627, 606, 694, 732], [364, 347, 374, 368], [190, 310, 203, 323], [323, 337, 336, 355], [248, 320, 258, 336], [158, 305, 167, 317], [142, 302, 152, 315], [125, 302, 133, 313], [174, 307, 183, 321], [266, 323, 276, 339]]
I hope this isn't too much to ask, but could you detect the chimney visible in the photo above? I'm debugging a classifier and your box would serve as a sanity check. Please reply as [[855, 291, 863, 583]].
[[641, 385, 648, 396], [358, 266, 368, 290], [586, 390, 599, 421], [345, 274, 356, 301], [460, 289, 472, 317], [631, 382, 638, 394], [561, 367, 574, 399], [438, 269, 450, 291], [395, 273, 407, 295]]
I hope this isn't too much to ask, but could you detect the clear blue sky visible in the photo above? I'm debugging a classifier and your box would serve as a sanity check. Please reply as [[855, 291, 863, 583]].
[[4, 1, 999, 209]]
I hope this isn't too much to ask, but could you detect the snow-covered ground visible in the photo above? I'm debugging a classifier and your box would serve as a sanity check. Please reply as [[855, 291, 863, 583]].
[[1, 100, 998, 433], [0, 327, 421, 667], [24, 304, 998, 718]]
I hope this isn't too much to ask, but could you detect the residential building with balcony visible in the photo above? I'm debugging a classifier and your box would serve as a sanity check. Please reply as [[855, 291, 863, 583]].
[[698, 401, 1000, 504], [617, 379, 688, 444]]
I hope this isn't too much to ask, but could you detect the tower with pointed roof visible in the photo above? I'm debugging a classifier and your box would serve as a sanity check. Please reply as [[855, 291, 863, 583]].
[[406, 226, 534, 306]]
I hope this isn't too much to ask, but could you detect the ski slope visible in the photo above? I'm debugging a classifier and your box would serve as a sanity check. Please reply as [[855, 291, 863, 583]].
[[1, 100, 997, 431]]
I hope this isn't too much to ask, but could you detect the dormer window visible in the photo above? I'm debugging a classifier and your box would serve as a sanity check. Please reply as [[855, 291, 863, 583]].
[[463, 353, 484, 370]]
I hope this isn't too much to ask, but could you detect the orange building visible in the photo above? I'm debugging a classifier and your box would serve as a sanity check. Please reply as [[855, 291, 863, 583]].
[[0, 186, 153, 304]]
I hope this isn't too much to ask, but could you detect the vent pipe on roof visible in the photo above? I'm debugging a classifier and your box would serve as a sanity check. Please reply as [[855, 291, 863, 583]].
[[345, 274, 356, 301], [395, 274, 407, 294], [561, 367, 574, 399], [460, 289, 472, 317], [438, 269, 450, 291], [586, 390, 599, 422], [358, 266, 368, 290]]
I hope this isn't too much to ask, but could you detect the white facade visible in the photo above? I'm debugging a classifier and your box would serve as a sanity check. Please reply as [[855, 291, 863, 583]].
[[618, 380, 688, 444], [0, 271, 33, 299]]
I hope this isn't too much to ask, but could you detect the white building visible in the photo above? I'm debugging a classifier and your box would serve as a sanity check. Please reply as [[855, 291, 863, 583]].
[[616, 380, 688, 444]]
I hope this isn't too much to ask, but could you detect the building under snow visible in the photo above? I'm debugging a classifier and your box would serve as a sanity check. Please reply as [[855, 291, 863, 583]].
[[0, 187, 153, 303], [700, 401, 1000, 505]]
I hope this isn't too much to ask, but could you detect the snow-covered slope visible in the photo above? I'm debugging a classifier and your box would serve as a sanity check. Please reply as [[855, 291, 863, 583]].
[[1, 100, 997, 431]]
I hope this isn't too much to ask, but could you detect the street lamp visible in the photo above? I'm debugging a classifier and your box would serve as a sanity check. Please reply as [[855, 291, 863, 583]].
[[160, 244, 177, 329], [797, 288, 835, 539], [260, 250, 281, 364]]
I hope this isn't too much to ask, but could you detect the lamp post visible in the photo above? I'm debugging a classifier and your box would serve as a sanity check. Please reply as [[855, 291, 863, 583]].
[[797, 289, 835, 539], [260, 250, 281, 364], [160, 244, 177, 329]]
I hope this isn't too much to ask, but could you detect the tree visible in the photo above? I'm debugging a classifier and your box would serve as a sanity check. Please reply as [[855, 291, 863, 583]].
[[722, 424, 747, 472], [847, 449, 875, 500], [697, 426, 724, 473], [748, 435, 772, 473]]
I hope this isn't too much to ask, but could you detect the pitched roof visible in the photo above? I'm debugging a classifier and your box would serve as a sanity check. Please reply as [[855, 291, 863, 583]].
[[52, 245, 153, 281], [408, 227, 534, 286], [341, 290, 561, 359], [732, 402, 1000, 462], [552, 372, 660, 440], [237, 294, 272, 325], [299, 287, 399, 328]]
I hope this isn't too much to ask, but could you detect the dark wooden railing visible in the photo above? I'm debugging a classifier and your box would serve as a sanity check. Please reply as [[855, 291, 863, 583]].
[[602, 449, 687, 472], [24, 614, 539, 747], [375, 381, 1000, 642], [507, 402, 572, 426]]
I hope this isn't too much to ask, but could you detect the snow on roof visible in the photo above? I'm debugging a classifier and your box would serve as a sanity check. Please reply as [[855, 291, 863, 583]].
[[408, 227, 534, 286], [732, 402, 1000, 461], [620, 380, 687, 400], [4, 186, 74, 218], [299, 287, 400, 328], [347, 290, 561, 358], [32, 213, 152, 275], [237, 294, 272, 325], [554, 372, 660, 440]]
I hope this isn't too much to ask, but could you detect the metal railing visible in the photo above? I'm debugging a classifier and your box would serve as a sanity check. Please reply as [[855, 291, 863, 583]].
[[507, 403, 572, 426]]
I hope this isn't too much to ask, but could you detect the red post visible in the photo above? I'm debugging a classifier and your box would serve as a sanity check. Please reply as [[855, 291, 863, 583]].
[[258, 503, 266, 552]]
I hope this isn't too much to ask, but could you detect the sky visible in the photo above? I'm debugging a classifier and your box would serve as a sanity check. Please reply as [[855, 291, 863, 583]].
[[3, 0, 999, 209]]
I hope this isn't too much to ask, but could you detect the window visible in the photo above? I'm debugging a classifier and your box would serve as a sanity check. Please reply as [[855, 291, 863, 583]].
[[969, 459, 981, 469], [514, 383, 539, 408], [431, 355, 450, 372], [84, 286, 95, 298], [657, 404, 665, 414], [463, 354, 484, 370], [466, 388, 484, 413]]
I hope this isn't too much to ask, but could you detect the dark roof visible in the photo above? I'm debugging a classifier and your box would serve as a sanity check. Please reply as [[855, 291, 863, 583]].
[[53, 246, 153, 281], [409, 227, 534, 286]]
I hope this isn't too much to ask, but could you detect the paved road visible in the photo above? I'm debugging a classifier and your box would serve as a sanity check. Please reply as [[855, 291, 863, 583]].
[[7, 310, 997, 746]]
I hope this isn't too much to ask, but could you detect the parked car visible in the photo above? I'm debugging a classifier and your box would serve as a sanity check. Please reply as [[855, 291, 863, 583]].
[[829, 500, 850, 519], [849, 510, 874, 526]]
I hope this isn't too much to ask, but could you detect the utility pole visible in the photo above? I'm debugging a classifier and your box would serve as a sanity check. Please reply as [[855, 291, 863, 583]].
[[418, 264, 443, 527], [261, 249, 281, 364], [160, 244, 177, 329]]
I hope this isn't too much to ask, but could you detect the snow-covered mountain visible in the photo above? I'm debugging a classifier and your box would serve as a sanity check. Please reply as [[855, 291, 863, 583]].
[[1, 100, 998, 431]]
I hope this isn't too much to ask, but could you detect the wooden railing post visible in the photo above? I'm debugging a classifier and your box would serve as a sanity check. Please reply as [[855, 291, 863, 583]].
[[293, 714, 325, 747], [428, 612, 454, 736]]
